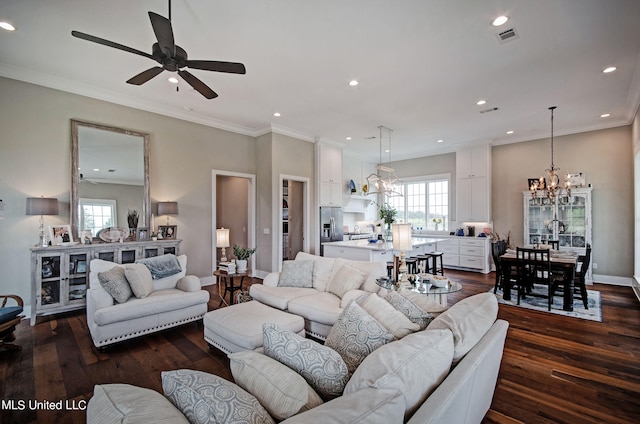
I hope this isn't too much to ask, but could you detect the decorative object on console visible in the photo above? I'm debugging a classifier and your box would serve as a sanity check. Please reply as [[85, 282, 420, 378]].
[[233, 244, 256, 273], [158, 225, 177, 240], [392, 223, 413, 284], [216, 227, 230, 262], [528, 106, 572, 204], [127, 209, 139, 240], [26, 196, 59, 247], [366, 126, 402, 198], [48, 225, 74, 246], [97, 227, 129, 243]]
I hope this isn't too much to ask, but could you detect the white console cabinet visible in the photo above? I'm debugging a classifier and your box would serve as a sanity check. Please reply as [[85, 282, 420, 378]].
[[435, 236, 491, 274]]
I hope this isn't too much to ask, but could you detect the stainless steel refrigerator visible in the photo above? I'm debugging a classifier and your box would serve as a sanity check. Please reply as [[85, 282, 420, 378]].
[[320, 206, 343, 255]]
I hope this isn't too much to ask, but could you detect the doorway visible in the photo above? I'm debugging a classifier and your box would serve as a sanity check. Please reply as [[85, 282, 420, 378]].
[[212, 170, 256, 276], [279, 175, 309, 266]]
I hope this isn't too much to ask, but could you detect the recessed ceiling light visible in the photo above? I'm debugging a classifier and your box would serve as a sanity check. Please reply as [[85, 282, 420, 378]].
[[384, 149, 390, 153], [506, 130, 514, 135], [0, 22, 15, 31], [93, 168, 100, 172], [168, 77, 179, 83], [492, 16, 509, 27], [346, 137, 352, 140], [437, 139, 444, 143], [476, 100, 487, 105], [273, 112, 281, 117], [602, 66, 617, 74], [600, 113, 610, 118], [348, 80, 359, 86]]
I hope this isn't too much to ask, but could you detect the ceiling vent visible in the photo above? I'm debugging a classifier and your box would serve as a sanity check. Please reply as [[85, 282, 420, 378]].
[[495, 27, 519, 44], [480, 107, 500, 114]]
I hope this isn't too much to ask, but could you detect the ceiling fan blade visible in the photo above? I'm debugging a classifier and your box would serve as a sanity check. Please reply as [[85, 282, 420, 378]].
[[148, 12, 175, 58], [126, 67, 165, 85], [71, 30, 155, 60], [186, 60, 246, 74], [178, 70, 218, 99]]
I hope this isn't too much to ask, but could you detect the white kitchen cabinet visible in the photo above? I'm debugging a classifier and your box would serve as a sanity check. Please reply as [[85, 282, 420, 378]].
[[456, 145, 491, 222], [318, 143, 343, 206], [436, 236, 491, 273]]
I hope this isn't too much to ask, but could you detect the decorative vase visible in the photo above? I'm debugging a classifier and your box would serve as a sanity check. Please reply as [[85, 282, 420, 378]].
[[236, 259, 248, 273]]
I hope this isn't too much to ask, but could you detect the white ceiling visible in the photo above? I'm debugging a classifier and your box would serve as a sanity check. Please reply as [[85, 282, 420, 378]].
[[1, 0, 639, 163]]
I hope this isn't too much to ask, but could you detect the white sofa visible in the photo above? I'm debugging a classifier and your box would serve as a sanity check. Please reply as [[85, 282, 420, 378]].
[[87, 293, 508, 423], [87, 255, 210, 348], [249, 251, 387, 339]]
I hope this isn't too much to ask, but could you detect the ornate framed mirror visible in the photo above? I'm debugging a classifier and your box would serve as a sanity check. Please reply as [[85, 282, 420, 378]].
[[71, 119, 150, 239]]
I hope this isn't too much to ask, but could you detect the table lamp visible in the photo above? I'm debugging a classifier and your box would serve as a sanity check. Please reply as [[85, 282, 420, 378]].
[[392, 223, 413, 284], [216, 227, 230, 262], [158, 201, 179, 225], [26, 196, 59, 247]]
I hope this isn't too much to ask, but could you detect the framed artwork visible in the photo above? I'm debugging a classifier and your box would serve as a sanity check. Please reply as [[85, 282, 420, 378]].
[[158, 225, 177, 240], [528, 178, 546, 190], [566, 172, 585, 188], [48, 225, 73, 245], [137, 226, 150, 241], [76, 259, 87, 273]]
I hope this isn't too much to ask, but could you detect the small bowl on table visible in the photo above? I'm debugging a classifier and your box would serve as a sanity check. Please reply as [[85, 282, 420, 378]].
[[430, 275, 449, 288]]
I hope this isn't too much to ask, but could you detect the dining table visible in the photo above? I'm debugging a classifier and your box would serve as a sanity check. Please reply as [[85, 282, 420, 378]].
[[499, 250, 579, 312]]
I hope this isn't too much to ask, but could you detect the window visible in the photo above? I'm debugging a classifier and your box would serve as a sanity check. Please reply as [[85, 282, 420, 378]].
[[386, 175, 450, 231], [79, 198, 116, 236]]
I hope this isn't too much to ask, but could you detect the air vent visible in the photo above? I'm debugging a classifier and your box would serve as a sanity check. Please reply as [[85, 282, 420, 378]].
[[480, 107, 499, 114], [496, 27, 519, 44]]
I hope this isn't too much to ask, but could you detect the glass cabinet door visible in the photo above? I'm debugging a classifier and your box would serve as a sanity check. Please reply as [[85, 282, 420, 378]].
[[525, 197, 555, 245], [67, 253, 88, 303], [557, 194, 588, 248], [38, 254, 62, 307]]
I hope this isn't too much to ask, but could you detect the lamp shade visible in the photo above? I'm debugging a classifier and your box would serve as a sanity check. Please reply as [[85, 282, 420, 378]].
[[392, 223, 413, 251], [216, 228, 230, 248], [158, 201, 179, 216], [26, 197, 59, 216]]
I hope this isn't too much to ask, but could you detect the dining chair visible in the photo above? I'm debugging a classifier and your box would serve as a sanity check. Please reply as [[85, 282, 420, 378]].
[[546, 239, 560, 250], [491, 240, 508, 293], [551, 244, 591, 309], [516, 247, 552, 310]]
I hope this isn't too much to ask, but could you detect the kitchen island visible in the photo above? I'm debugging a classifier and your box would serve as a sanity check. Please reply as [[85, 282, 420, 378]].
[[322, 237, 443, 264]]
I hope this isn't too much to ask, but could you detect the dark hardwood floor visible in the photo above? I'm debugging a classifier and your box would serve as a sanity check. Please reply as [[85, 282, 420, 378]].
[[1, 270, 638, 423]]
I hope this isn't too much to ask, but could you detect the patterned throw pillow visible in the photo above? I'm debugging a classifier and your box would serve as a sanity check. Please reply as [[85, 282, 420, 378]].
[[97, 266, 132, 304], [360, 293, 420, 339], [262, 323, 349, 399], [124, 263, 154, 298], [161, 369, 275, 424], [325, 300, 394, 375], [385, 290, 435, 330], [277, 260, 314, 288], [326, 265, 366, 298], [229, 351, 323, 421]]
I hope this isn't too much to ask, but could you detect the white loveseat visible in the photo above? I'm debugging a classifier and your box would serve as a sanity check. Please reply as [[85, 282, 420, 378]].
[[249, 251, 388, 339], [87, 255, 210, 348]]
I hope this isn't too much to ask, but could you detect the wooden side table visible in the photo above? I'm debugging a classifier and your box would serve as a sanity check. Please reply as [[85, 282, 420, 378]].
[[214, 270, 249, 307]]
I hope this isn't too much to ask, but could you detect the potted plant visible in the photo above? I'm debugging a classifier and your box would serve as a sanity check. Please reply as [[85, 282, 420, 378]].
[[379, 203, 398, 240], [233, 244, 256, 273], [151, 232, 158, 241]]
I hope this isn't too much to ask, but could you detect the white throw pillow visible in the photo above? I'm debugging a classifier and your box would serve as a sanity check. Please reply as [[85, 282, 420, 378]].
[[326, 265, 366, 298], [97, 267, 132, 304], [229, 351, 323, 420], [161, 369, 275, 424], [345, 329, 454, 420], [427, 292, 498, 362], [399, 289, 448, 315], [277, 260, 314, 288], [325, 300, 393, 375], [262, 323, 349, 399], [360, 293, 420, 339], [124, 263, 154, 298]]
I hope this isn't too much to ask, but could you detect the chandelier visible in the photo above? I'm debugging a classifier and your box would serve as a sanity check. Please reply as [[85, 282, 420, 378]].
[[366, 126, 402, 198], [529, 106, 571, 205]]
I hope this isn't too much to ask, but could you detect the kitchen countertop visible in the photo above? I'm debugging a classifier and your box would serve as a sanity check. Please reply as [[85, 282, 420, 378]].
[[322, 237, 444, 251]]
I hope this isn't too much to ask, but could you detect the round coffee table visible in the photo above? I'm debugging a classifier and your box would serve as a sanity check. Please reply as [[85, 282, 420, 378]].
[[408, 279, 462, 307]]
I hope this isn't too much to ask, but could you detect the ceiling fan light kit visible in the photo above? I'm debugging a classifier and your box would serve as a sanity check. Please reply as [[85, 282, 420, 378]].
[[71, 2, 245, 99]]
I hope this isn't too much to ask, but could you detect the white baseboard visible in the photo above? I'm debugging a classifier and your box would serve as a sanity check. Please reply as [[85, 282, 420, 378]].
[[592, 274, 634, 286]]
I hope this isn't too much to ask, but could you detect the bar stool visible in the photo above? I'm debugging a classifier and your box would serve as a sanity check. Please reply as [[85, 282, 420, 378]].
[[429, 252, 445, 276], [416, 254, 433, 274], [386, 261, 394, 279], [405, 257, 419, 274]]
